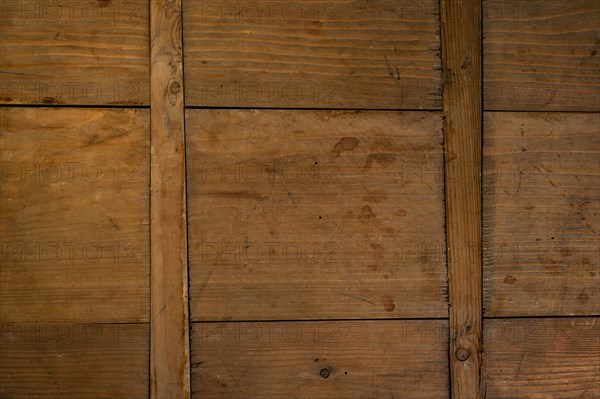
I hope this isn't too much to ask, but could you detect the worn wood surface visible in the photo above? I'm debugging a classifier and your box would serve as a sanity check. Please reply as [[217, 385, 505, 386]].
[[183, 0, 441, 109], [0, 323, 149, 398], [0, 107, 150, 323], [0, 0, 149, 105], [483, 0, 600, 111], [149, 0, 190, 396], [441, 0, 483, 398], [482, 318, 600, 398], [483, 112, 600, 317], [191, 320, 449, 398], [186, 109, 447, 321]]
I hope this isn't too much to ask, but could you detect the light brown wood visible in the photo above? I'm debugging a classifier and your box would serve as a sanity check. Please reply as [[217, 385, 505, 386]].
[[483, 112, 600, 317], [149, 0, 190, 396], [183, 0, 441, 109], [441, 0, 482, 397], [483, 0, 600, 111], [482, 318, 600, 398], [0, 107, 150, 323], [191, 320, 449, 398], [0, 323, 149, 398], [0, 0, 149, 105], [186, 109, 447, 321]]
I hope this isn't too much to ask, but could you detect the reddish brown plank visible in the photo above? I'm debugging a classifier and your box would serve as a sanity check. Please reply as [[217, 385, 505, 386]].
[[483, 0, 600, 111], [482, 318, 600, 398], [186, 109, 447, 321], [483, 112, 600, 317], [183, 0, 441, 109], [0, 0, 150, 105], [192, 320, 449, 398], [0, 323, 149, 398], [0, 107, 150, 323]]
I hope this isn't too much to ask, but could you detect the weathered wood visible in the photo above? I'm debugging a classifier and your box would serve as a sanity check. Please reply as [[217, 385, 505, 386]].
[[191, 320, 449, 398], [149, 0, 189, 396], [441, 0, 482, 397], [0, 0, 149, 105], [0, 323, 149, 398], [0, 107, 150, 323], [186, 109, 447, 321], [483, 0, 600, 111], [183, 0, 441, 109], [483, 112, 600, 317], [482, 318, 600, 398]]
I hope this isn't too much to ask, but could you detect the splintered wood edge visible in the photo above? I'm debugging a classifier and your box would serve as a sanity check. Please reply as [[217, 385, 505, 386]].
[[441, 0, 483, 398], [149, 0, 190, 397]]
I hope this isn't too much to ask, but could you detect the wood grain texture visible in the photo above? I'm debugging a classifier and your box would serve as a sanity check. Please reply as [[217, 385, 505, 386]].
[[183, 0, 441, 109], [483, 0, 600, 111], [186, 109, 447, 321], [0, 107, 150, 323], [441, 0, 483, 398], [149, 0, 190, 396], [0, 323, 149, 398], [482, 318, 600, 398], [191, 320, 449, 398], [0, 0, 149, 105], [483, 112, 600, 317]]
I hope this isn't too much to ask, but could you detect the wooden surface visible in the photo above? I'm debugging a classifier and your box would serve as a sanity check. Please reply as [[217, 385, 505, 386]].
[[482, 318, 600, 398], [483, 0, 600, 111], [0, 323, 149, 398], [441, 0, 482, 397], [483, 112, 600, 317], [149, 0, 190, 396], [191, 320, 449, 398], [0, 0, 149, 105], [186, 109, 447, 321], [0, 107, 150, 323], [183, 0, 441, 109]]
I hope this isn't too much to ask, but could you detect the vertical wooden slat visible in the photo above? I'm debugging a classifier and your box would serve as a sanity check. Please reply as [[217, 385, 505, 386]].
[[441, 0, 483, 398], [150, 0, 190, 397]]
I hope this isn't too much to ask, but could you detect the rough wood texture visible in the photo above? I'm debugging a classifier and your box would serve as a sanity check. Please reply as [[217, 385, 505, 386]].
[[0, 0, 149, 105], [0, 108, 150, 323], [183, 0, 441, 109], [186, 109, 447, 321], [441, 0, 482, 397], [0, 323, 149, 398], [483, 112, 600, 317], [149, 0, 190, 396], [191, 320, 449, 398], [483, 0, 600, 111], [482, 318, 600, 398]]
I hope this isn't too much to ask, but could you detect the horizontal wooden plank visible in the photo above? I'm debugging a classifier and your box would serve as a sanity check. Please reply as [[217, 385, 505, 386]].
[[192, 319, 449, 398], [483, 112, 600, 316], [186, 109, 447, 320], [0, 108, 150, 323], [183, 0, 441, 109], [483, 0, 600, 111], [0, 323, 149, 398], [482, 318, 600, 398], [0, 0, 149, 105]]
